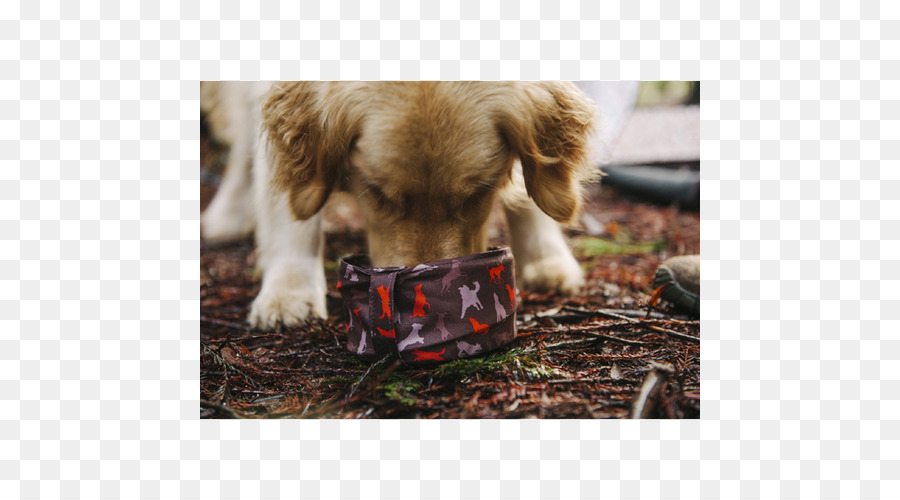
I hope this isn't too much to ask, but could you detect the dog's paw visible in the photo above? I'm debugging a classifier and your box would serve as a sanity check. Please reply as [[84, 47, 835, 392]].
[[518, 254, 585, 296], [248, 285, 327, 330]]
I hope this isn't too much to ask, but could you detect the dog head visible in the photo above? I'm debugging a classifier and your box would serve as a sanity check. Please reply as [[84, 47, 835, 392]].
[[263, 81, 596, 267]]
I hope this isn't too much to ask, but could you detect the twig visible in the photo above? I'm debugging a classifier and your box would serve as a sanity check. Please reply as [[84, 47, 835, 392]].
[[201, 332, 284, 344], [302, 359, 401, 419], [347, 354, 391, 400], [230, 389, 287, 395], [542, 338, 598, 350], [629, 361, 675, 419], [201, 315, 256, 332], [583, 309, 700, 344], [591, 333, 647, 346], [548, 378, 632, 385], [519, 320, 635, 336], [561, 306, 675, 320], [526, 324, 647, 346]]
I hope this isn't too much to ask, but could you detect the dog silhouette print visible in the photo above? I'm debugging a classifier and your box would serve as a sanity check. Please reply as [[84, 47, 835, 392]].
[[376, 327, 395, 339], [357, 328, 368, 355], [408, 263, 438, 277], [412, 348, 445, 362], [397, 323, 425, 350], [487, 262, 505, 284], [409, 284, 431, 318], [347, 306, 362, 332], [440, 259, 466, 294], [459, 281, 483, 318], [469, 317, 490, 335], [456, 340, 482, 357], [377, 285, 391, 319], [435, 312, 452, 341], [338, 247, 518, 365], [505, 283, 516, 309], [493, 293, 507, 322]]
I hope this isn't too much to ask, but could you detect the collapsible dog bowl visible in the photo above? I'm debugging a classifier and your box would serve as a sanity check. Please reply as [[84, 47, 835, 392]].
[[337, 247, 517, 365]]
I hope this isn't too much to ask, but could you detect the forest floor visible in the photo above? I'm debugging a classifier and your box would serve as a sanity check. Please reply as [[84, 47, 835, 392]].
[[200, 127, 700, 419]]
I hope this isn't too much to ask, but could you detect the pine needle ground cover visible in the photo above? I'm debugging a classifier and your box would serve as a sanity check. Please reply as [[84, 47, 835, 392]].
[[200, 130, 700, 419]]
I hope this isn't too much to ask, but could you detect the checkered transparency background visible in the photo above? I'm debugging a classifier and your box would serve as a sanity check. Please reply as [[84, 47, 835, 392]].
[[1, 0, 897, 498]]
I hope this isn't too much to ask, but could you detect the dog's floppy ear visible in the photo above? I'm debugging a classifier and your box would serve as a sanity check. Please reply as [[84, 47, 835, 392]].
[[499, 82, 597, 223], [262, 82, 360, 220]]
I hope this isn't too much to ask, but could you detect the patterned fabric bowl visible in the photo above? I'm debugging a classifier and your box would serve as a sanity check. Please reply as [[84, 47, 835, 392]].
[[337, 248, 517, 365]]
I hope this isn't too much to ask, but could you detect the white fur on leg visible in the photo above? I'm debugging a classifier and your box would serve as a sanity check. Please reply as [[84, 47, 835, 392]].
[[201, 82, 264, 243], [249, 255, 327, 328], [249, 203, 328, 328], [249, 133, 327, 328], [202, 81, 325, 327], [201, 148, 256, 242], [503, 166, 585, 295], [506, 202, 584, 295]]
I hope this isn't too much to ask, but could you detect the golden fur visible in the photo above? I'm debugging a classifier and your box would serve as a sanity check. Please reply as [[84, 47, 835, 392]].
[[262, 81, 596, 267], [202, 81, 598, 328]]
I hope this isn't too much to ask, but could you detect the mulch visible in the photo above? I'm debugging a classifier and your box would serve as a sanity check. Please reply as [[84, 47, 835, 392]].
[[200, 128, 700, 419]]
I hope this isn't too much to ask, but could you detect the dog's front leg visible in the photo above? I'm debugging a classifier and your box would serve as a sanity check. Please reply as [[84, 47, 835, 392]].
[[248, 144, 327, 329], [504, 198, 585, 296], [200, 83, 257, 242]]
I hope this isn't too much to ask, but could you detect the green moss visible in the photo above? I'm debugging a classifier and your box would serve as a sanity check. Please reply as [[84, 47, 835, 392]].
[[573, 237, 665, 257], [434, 348, 561, 382], [345, 356, 372, 367], [321, 375, 354, 388], [377, 375, 423, 406]]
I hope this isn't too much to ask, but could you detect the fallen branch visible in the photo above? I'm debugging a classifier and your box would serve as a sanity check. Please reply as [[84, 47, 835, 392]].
[[630, 361, 675, 418], [542, 338, 598, 350], [548, 378, 632, 385], [347, 354, 392, 400], [200, 332, 284, 344], [570, 308, 700, 344], [523, 323, 648, 346], [561, 306, 676, 320], [590, 333, 647, 346]]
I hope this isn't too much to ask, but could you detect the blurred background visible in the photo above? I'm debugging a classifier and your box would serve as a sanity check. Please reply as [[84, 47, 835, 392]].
[[576, 81, 700, 211]]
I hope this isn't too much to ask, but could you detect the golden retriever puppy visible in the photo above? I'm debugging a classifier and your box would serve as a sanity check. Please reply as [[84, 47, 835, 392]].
[[202, 81, 597, 329]]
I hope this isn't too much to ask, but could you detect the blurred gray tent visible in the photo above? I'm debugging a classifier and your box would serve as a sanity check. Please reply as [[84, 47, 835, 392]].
[[576, 81, 699, 209]]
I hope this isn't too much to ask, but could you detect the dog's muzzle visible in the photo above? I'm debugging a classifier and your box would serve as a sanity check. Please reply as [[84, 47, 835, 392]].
[[337, 247, 517, 365]]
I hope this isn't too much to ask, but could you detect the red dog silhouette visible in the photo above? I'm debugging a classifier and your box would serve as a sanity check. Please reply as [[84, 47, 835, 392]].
[[412, 348, 445, 362], [409, 284, 431, 318], [505, 283, 516, 309], [377, 285, 392, 319], [377, 327, 396, 339], [487, 263, 505, 284], [469, 317, 490, 335]]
